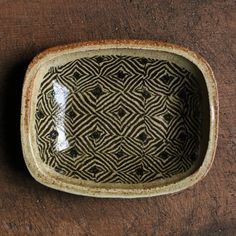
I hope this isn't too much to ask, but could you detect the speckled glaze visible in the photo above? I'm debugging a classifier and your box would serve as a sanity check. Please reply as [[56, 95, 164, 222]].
[[21, 40, 218, 198]]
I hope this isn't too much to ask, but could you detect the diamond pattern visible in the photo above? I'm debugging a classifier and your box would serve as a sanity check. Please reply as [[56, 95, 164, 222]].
[[36, 55, 201, 184]]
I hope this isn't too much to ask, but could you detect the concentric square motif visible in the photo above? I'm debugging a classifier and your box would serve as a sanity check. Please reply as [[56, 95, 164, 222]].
[[35, 55, 201, 184]]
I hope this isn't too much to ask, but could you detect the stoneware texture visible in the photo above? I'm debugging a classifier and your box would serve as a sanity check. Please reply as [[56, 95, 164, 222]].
[[21, 40, 218, 198]]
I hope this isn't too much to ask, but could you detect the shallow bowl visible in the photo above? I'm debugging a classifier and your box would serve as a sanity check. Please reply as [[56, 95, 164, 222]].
[[21, 40, 218, 198]]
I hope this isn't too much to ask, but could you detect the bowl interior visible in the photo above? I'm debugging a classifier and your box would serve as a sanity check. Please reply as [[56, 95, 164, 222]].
[[34, 48, 210, 187]]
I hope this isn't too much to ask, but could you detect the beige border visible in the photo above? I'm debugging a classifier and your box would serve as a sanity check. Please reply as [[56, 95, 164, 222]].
[[21, 40, 218, 198]]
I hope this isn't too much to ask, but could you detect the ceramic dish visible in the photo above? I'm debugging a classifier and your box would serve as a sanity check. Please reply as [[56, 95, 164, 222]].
[[21, 40, 218, 198]]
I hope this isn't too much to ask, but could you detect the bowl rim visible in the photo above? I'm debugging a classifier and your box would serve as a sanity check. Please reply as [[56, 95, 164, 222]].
[[21, 40, 219, 198]]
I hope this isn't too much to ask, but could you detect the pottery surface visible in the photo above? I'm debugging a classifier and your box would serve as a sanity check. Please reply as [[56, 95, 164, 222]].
[[21, 40, 218, 197]]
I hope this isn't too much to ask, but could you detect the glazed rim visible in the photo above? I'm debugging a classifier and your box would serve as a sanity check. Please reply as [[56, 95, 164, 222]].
[[21, 40, 218, 198]]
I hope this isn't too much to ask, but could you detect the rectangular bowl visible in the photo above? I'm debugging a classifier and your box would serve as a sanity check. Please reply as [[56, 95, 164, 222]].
[[21, 40, 218, 198]]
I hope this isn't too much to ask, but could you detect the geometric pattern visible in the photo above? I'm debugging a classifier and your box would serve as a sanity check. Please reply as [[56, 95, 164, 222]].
[[35, 55, 201, 184]]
